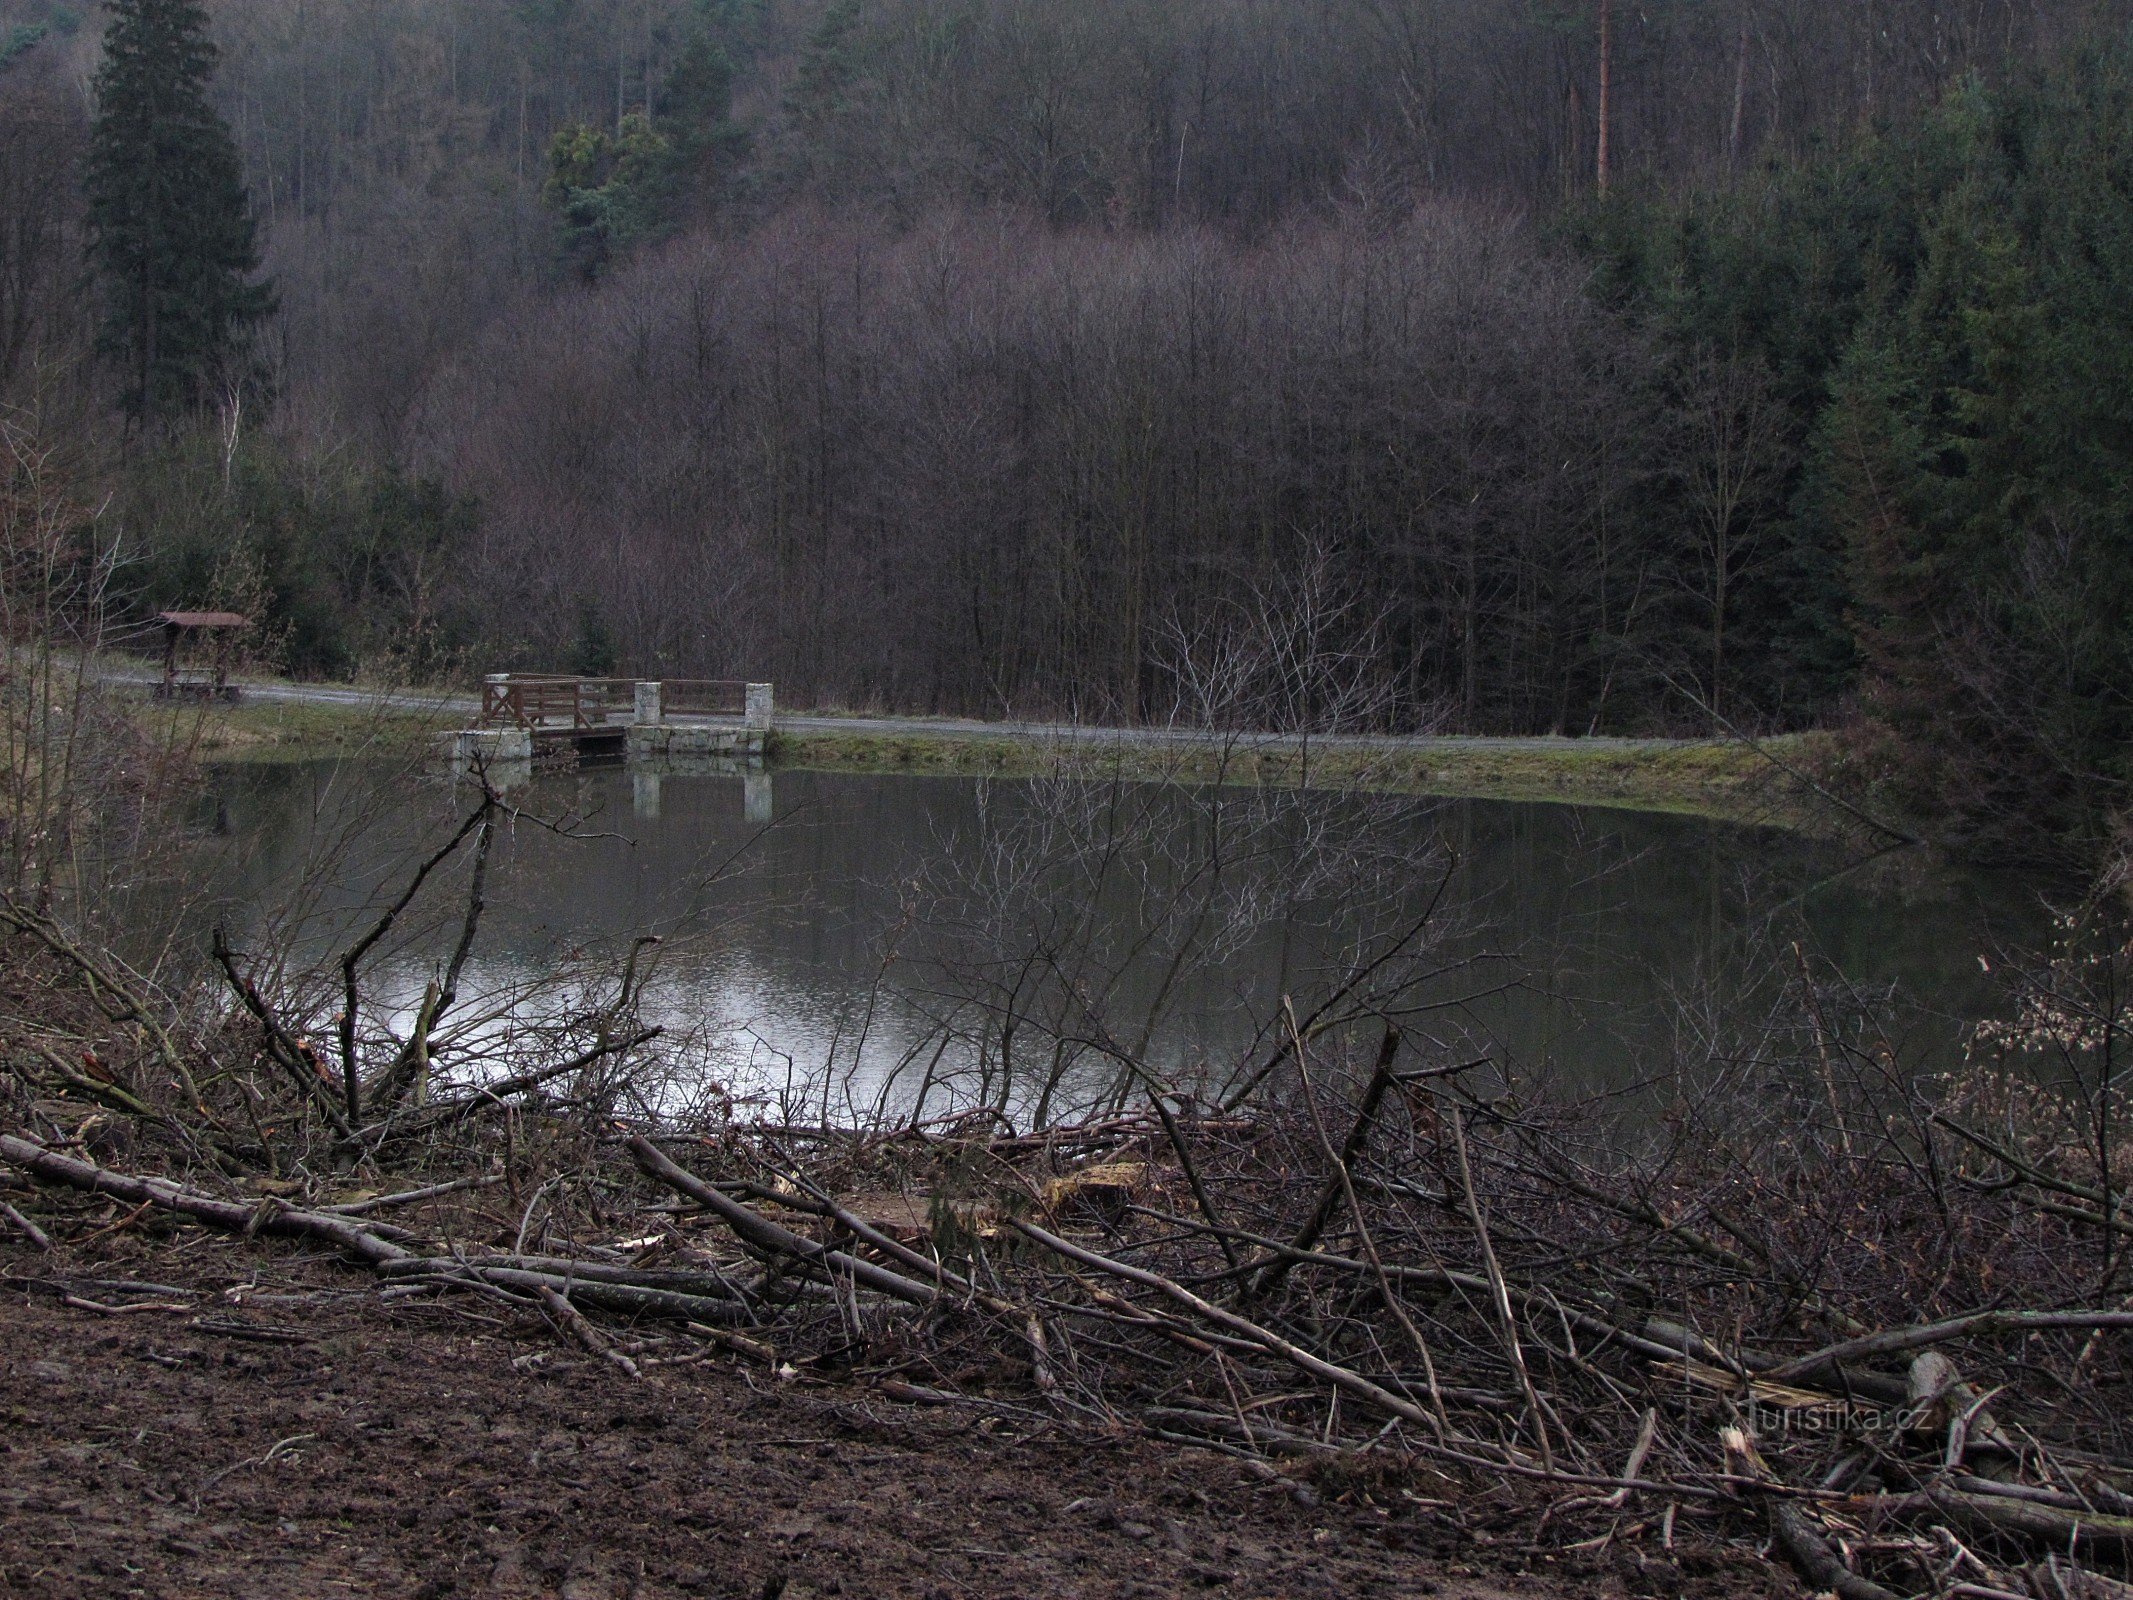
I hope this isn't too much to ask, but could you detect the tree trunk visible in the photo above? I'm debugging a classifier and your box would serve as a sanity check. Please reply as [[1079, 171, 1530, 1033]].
[[1728, 12, 1752, 168]]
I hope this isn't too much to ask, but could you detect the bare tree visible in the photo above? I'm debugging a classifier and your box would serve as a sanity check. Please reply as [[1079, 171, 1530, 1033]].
[[0, 71, 88, 407], [1677, 344, 1786, 720]]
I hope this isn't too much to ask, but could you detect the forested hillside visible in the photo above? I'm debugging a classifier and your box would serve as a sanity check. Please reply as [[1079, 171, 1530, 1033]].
[[6, 0, 2133, 850]]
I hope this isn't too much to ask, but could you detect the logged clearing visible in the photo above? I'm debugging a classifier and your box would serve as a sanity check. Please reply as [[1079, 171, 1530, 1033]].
[[0, 1243, 1779, 1600]]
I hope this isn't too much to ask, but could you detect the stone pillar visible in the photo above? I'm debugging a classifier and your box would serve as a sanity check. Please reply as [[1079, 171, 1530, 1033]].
[[744, 771, 772, 825], [448, 728, 531, 790], [454, 727, 531, 763], [745, 682, 774, 732], [483, 672, 511, 726], [634, 680, 663, 726]]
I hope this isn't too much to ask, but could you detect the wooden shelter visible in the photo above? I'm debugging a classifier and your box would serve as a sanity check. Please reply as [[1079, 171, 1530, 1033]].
[[155, 611, 249, 700]]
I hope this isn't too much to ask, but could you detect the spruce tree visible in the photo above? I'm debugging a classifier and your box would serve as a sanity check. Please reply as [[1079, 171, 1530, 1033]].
[[86, 0, 272, 420]]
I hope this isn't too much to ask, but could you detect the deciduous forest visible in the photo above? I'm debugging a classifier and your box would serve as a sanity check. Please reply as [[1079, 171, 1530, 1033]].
[[7, 0, 2133, 852]]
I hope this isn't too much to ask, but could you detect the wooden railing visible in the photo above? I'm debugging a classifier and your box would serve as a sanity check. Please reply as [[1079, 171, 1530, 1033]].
[[480, 675, 632, 731], [479, 675, 764, 730]]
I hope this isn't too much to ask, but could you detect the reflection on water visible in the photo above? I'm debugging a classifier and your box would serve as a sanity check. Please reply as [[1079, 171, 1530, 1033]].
[[191, 761, 2039, 1123]]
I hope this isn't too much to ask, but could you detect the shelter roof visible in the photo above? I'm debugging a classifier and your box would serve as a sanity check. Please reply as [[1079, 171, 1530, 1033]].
[[157, 611, 249, 630]]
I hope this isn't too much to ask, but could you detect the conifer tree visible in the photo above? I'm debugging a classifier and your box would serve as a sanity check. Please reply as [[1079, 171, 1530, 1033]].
[[85, 0, 272, 420]]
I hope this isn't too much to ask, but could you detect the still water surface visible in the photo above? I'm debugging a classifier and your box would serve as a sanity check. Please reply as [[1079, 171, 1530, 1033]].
[[198, 761, 2039, 1122]]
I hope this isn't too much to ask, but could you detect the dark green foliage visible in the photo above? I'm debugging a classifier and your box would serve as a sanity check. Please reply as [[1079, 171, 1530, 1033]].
[[1, 24, 52, 71], [570, 599, 618, 677], [544, 114, 680, 280], [663, 28, 736, 140], [1567, 168, 1887, 722], [1582, 41, 2133, 853], [541, 14, 747, 280], [1813, 62, 2133, 850], [85, 0, 272, 420], [119, 432, 478, 681], [789, 0, 864, 132], [0, 6, 78, 73]]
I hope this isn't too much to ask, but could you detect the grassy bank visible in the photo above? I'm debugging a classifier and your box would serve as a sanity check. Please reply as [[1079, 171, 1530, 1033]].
[[768, 724, 1816, 823], [129, 691, 450, 765], [116, 669, 1818, 824]]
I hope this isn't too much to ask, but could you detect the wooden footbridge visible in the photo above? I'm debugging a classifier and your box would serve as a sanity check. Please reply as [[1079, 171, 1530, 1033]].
[[453, 675, 773, 770]]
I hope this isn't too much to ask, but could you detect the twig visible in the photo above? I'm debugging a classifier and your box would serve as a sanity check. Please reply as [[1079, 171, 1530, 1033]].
[[61, 1294, 192, 1315], [338, 803, 491, 1121], [0, 1198, 52, 1250], [1281, 1008, 1449, 1438], [538, 1283, 643, 1379], [1246, 1021, 1404, 1300], [1448, 1102, 1554, 1472]]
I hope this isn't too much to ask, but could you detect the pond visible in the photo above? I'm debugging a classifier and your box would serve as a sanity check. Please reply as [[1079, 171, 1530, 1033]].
[[191, 759, 2042, 1128]]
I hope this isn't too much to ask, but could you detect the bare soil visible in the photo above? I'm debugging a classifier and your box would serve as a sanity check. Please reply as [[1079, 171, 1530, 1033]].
[[0, 1234, 1786, 1600]]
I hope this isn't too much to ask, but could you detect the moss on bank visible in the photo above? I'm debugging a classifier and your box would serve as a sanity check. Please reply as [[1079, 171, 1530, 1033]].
[[768, 725, 1821, 824]]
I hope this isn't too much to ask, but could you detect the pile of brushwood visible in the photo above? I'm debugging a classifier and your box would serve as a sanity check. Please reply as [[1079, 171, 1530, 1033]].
[[4, 868, 2132, 1600]]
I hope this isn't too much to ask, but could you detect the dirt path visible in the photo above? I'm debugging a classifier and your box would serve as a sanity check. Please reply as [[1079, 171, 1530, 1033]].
[[0, 1242, 1781, 1600], [94, 665, 1716, 759]]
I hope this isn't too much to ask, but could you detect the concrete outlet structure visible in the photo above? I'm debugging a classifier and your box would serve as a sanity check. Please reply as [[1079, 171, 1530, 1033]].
[[444, 677, 774, 785], [451, 726, 533, 764]]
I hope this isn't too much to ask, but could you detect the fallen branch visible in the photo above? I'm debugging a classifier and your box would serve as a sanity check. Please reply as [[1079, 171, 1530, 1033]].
[[1141, 1404, 1346, 1457], [385, 1261, 755, 1324], [1765, 1310, 2133, 1385], [338, 804, 492, 1121], [538, 1283, 644, 1379], [685, 1320, 777, 1363], [1934, 1114, 2133, 1238], [1723, 1425, 1902, 1600], [626, 1135, 941, 1308], [0, 1198, 52, 1251], [1869, 1487, 2133, 1555], [0, 1133, 407, 1265], [380, 1251, 754, 1305], [211, 926, 358, 1139], [400, 1028, 664, 1132], [1009, 1214, 1442, 1432], [321, 1174, 504, 1215]]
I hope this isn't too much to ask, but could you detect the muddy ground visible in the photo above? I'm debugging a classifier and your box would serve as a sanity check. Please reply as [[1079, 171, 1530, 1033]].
[[0, 1232, 1790, 1600]]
